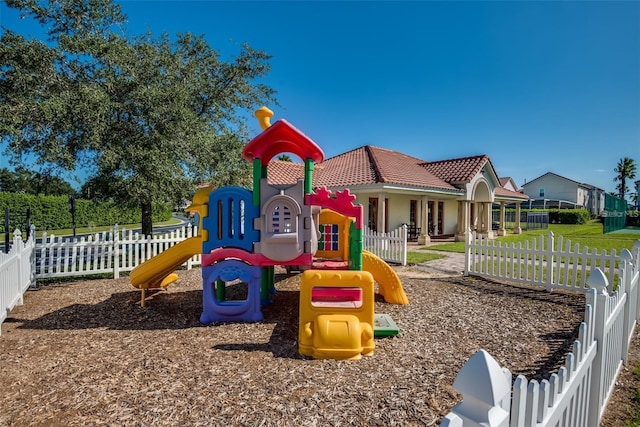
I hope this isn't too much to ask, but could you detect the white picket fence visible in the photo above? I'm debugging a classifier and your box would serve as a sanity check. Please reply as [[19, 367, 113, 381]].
[[363, 224, 407, 265], [36, 225, 201, 279], [0, 224, 202, 334], [466, 230, 627, 293], [443, 238, 640, 426], [0, 229, 35, 335]]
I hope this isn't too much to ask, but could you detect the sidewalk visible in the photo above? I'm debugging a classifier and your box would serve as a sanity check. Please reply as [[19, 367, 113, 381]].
[[406, 242, 465, 276]]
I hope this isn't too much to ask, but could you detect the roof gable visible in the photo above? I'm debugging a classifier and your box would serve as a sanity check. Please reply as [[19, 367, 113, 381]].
[[423, 155, 492, 184], [524, 172, 603, 191], [523, 172, 581, 188]]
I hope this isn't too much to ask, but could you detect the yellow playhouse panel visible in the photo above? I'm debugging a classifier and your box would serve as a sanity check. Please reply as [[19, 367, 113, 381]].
[[299, 270, 375, 360]]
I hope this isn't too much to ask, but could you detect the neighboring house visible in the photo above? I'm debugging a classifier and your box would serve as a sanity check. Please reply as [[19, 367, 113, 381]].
[[499, 177, 519, 192], [268, 145, 528, 242], [521, 172, 605, 216]]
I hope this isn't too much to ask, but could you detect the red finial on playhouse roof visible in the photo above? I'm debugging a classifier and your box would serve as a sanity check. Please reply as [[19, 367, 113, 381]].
[[242, 119, 324, 166]]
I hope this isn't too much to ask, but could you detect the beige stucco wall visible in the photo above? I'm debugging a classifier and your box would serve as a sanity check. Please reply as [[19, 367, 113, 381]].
[[348, 191, 460, 235], [352, 192, 417, 231]]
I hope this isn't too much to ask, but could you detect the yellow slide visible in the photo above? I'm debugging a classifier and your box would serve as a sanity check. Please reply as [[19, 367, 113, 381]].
[[130, 236, 202, 291], [362, 250, 408, 305]]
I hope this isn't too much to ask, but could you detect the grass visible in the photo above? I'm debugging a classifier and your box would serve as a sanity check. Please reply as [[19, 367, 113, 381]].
[[406, 251, 446, 265], [425, 220, 640, 254]]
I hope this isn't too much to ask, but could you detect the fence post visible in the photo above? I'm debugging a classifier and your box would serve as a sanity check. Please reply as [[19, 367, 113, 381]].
[[29, 225, 36, 287], [186, 223, 193, 270], [13, 229, 23, 305], [443, 350, 511, 427], [464, 227, 472, 276], [401, 223, 407, 266], [620, 249, 634, 363], [634, 240, 640, 270], [545, 231, 555, 291], [113, 224, 120, 279], [587, 268, 609, 426]]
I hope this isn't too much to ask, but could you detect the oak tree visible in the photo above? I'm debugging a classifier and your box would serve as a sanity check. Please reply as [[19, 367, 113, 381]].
[[1, 0, 275, 235]]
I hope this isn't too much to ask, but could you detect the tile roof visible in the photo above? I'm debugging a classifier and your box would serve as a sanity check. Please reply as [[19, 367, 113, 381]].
[[266, 160, 306, 186], [265, 146, 527, 201], [495, 186, 529, 200], [422, 155, 490, 183], [316, 146, 460, 191], [499, 177, 511, 187]]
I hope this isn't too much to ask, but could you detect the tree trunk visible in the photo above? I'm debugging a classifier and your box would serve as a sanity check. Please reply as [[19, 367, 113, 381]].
[[141, 200, 153, 237]]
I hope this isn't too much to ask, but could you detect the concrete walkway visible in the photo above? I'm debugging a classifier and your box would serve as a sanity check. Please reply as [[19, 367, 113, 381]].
[[406, 243, 466, 276]]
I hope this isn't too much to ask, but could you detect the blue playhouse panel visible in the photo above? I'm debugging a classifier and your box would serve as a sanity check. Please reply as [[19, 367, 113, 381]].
[[200, 260, 263, 323], [203, 186, 259, 253]]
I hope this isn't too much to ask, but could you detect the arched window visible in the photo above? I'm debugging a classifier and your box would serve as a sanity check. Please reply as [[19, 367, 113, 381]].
[[264, 195, 301, 236]]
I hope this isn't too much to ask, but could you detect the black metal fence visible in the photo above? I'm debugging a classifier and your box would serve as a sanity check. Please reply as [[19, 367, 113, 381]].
[[492, 210, 549, 231], [2, 208, 32, 253]]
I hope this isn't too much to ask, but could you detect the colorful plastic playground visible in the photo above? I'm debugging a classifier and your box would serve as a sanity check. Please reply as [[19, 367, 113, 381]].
[[129, 107, 408, 360]]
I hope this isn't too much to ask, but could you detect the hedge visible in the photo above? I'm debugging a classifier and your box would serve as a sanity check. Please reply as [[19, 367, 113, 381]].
[[496, 208, 592, 224], [0, 192, 172, 232]]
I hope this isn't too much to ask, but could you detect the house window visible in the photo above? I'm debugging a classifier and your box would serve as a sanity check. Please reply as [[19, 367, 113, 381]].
[[539, 188, 545, 197], [410, 200, 417, 226], [368, 198, 378, 232]]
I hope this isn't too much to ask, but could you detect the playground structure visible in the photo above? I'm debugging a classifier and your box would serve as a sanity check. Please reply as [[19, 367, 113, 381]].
[[129, 107, 407, 359]]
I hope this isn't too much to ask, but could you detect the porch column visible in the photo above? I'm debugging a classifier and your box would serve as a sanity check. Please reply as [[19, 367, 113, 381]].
[[377, 193, 386, 234], [455, 200, 469, 242], [513, 202, 522, 234], [418, 196, 430, 245], [471, 202, 477, 231], [497, 201, 507, 236], [476, 202, 485, 233], [484, 202, 494, 239]]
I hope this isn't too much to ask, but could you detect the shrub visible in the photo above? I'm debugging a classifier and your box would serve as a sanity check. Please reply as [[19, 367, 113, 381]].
[[0, 192, 172, 231]]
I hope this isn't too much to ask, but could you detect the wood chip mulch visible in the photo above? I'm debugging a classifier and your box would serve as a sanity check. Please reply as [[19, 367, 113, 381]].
[[0, 266, 591, 426]]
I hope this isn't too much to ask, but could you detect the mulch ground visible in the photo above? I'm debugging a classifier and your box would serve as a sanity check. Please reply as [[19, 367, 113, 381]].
[[1, 265, 631, 426]]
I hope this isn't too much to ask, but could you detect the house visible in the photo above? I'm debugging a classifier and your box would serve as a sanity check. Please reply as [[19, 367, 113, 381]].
[[268, 145, 528, 242], [499, 177, 520, 192], [521, 172, 605, 216]]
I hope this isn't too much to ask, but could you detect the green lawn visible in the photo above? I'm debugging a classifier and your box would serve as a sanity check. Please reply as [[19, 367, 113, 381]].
[[406, 251, 446, 265], [426, 220, 639, 254]]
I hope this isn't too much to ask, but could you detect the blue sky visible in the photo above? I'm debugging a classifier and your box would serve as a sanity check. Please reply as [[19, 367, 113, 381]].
[[1, 1, 639, 195]]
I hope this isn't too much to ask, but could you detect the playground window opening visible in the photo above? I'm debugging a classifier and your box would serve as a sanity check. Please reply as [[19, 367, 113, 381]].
[[268, 201, 297, 234], [217, 279, 249, 302], [216, 198, 246, 240], [318, 223, 340, 251], [310, 286, 363, 309]]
